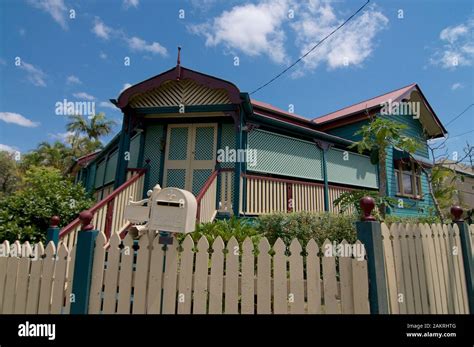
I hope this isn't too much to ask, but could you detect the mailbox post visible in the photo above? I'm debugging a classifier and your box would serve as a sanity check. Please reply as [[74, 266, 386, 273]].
[[124, 185, 197, 241]]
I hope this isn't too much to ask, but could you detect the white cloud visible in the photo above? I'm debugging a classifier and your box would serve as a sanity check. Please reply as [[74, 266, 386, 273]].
[[431, 18, 474, 69], [27, 0, 68, 30], [190, 0, 289, 63], [440, 23, 470, 44], [126, 36, 168, 56], [123, 0, 139, 9], [73, 92, 95, 100], [19, 61, 47, 87], [92, 18, 167, 57], [291, 2, 388, 73], [48, 131, 74, 142], [66, 75, 81, 85], [190, 0, 388, 70], [0, 112, 40, 127], [451, 82, 463, 91], [92, 17, 113, 40], [99, 51, 108, 59], [99, 101, 117, 109], [120, 83, 132, 93], [0, 144, 18, 153]]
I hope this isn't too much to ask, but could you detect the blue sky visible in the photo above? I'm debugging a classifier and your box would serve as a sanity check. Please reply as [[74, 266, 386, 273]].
[[0, 0, 472, 163]]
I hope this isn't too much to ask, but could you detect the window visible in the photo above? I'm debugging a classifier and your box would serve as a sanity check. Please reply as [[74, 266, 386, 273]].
[[395, 160, 422, 198]]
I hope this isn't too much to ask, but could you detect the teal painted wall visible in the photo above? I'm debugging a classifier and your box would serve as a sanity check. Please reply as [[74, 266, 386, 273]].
[[327, 113, 435, 216], [94, 160, 106, 188], [327, 120, 366, 142], [104, 150, 118, 185]]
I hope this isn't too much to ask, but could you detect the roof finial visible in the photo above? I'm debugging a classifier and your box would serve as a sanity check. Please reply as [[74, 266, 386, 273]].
[[176, 46, 182, 81]]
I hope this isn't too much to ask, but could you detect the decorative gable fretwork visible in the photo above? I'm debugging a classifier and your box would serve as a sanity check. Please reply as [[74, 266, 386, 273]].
[[129, 78, 232, 108]]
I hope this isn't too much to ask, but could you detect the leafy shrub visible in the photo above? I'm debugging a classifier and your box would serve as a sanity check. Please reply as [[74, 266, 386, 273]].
[[179, 217, 263, 247], [333, 190, 398, 219], [256, 212, 357, 247], [383, 214, 441, 226], [0, 166, 94, 243]]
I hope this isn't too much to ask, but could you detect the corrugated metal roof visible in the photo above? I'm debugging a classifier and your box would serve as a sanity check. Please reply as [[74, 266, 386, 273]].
[[313, 83, 417, 124], [251, 99, 310, 122]]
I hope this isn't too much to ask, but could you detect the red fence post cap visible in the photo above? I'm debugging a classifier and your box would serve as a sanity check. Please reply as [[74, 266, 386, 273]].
[[79, 210, 94, 231], [450, 206, 463, 222], [50, 216, 60, 228], [360, 196, 376, 221]]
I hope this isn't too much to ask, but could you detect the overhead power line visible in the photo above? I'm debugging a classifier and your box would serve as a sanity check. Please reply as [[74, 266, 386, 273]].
[[249, 0, 370, 95], [451, 129, 474, 138], [445, 103, 474, 126]]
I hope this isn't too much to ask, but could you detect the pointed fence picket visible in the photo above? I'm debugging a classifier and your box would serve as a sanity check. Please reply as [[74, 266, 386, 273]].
[[77, 233, 369, 314], [0, 240, 73, 314], [381, 222, 470, 314], [1, 233, 371, 315]]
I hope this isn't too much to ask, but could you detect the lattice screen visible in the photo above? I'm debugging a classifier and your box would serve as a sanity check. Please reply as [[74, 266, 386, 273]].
[[326, 148, 378, 188], [143, 124, 164, 191], [247, 129, 323, 181]]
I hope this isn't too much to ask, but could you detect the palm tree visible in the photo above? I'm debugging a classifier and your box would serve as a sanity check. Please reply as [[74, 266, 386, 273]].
[[36, 141, 73, 173], [66, 113, 116, 141]]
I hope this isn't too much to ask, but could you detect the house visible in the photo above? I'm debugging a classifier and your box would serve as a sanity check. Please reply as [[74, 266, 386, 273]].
[[437, 159, 474, 213], [66, 54, 448, 241], [313, 83, 447, 217]]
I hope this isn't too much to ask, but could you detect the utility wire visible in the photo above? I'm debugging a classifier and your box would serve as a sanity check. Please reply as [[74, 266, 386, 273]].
[[450, 129, 474, 138], [445, 103, 474, 126], [249, 0, 370, 95]]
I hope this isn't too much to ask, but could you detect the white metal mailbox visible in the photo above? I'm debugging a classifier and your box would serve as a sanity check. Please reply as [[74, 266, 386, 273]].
[[148, 187, 197, 234]]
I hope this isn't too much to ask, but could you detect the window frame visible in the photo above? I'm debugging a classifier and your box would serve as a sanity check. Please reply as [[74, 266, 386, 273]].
[[395, 160, 423, 199]]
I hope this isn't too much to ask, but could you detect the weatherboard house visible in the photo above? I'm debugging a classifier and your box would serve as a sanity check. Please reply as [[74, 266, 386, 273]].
[[63, 56, 447, 243]]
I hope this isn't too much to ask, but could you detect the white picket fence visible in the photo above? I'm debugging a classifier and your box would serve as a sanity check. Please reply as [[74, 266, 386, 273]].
[[382, 223, 470, 314], [87, 232, 369, 314], [0, 240, 75, 314]]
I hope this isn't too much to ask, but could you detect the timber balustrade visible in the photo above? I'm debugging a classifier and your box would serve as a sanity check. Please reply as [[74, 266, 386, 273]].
[[242, 173, 355, 215], [196, 168, 233, 223], [59, 168, 146, 247]]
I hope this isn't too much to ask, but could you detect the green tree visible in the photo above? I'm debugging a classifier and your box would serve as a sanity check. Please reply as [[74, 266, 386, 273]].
[[0, 151, 21, 198], [351, 117, 419, 217], [0, 166, 93, 242], [66, 113, 116, 141]]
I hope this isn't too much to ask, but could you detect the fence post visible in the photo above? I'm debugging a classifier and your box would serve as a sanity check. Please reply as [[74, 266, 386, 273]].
[[70, 210, 98, 314], [451, 206, 474, 313], [45, 216, 60, 247], [355, 196, 389, 314]]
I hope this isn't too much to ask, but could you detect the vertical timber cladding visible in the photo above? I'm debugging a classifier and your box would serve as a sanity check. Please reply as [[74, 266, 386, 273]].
[[247, 129, 323, 180], [326, 148, 378, 188]]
